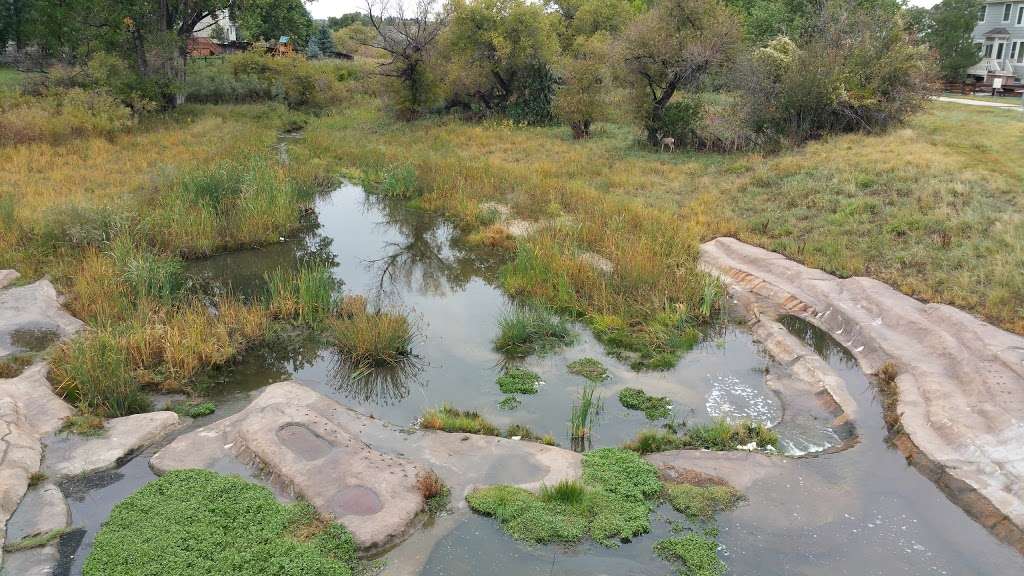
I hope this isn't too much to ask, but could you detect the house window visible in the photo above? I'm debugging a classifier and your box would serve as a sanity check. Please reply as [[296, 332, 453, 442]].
[[1004, 3, 1013, 20], [997, 42, 1005, 59], [1018, 5, 1023, 24], [980, 4, 987, 20], [985, 43, 994, 57], [1013, 42, 1020, 60]]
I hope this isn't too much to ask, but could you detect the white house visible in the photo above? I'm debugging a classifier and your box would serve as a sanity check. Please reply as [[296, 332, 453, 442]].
[[192, 10, 239, 42]]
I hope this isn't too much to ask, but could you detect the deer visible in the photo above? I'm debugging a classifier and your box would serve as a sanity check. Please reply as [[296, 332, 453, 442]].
[[657, 132, 675, 153]]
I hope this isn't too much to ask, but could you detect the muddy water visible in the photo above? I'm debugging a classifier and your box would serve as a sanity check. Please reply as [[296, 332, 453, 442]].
[[58, 184, 1024, 575]]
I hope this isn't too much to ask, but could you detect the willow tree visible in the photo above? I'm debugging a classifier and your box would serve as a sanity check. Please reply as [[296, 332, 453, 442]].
[[619, 0, 741, 145]]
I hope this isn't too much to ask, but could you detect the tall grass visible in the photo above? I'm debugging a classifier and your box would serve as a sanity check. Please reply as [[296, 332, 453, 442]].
[[569, 384, 603, 450], [681, 419, 779, 451], [326, 296, 414, 367], [265, 263, 339, 328], [494, 304, 576, 357], [420, 405, 501, 436], [50, 331, 151, 417]]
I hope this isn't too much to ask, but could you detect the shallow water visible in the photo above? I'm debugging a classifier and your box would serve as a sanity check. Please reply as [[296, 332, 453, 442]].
[[57, 184, 1024, 575]]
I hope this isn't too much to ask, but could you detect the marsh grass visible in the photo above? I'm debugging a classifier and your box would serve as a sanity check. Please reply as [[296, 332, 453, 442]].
[[569, 384, 603, 449], [494, 304, 576, 357], [496, 367, 542, 394], [266, 264, 338, 328], [0, 353, 33, 378], [877, 361, 902, 434], [681, 419, 779, 451], [624, 429, 686, 454], [326, 296, 414, 367], [50, 332, 151, 418], [420, 405, 501, 436]]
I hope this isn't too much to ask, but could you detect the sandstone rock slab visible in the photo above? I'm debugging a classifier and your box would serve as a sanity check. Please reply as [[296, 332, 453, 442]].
[[44, 411, 180, 479], [701, 236, 1024, 550], [0, 279, 84, 357], [0, 398, 43, 565], [1, 482, 69, 576], [0, 270, 18, 290], [152, 381, 582, 552]]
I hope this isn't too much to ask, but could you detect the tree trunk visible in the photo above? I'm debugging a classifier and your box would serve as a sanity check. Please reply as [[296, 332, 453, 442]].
[[172, 43, 187, 108], [571, 119, 591, 139], [646, 73, 680, 146]]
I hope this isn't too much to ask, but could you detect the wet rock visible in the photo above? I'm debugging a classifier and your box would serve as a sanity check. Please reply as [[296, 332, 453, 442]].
[[701, 236, 1024, 551], [152, 381, 582, 552], [44, 411, 181, 479], [0, 279, 84, 357], [1, 482, 68, 576], [0, 398, 42, 565], [0, 364, 73, 437]]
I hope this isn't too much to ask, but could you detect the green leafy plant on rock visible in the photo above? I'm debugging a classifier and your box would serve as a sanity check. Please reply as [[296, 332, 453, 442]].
[[467, 448, 662, 547], [83, 469, 358, 576]]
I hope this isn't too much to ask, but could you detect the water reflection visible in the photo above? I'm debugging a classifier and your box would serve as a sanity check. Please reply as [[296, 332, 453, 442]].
[[326, 351, 425, 406]]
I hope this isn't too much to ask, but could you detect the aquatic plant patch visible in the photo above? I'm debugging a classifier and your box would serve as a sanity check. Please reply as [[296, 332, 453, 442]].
[[624, 429, 686, 454], [498, 396, 522, 410], [496, 367, 543, 394], [494, 304, 576, 357], [654, 531, 726, 576], [166, 400, 217, 418], [567, 357, 609, 382], [569, 384, 603, 447], [681, 419, 779, 451], [467, 448, 662, 547], [618, 387, 672, 420], [327, 299, 414, 368], [83, 469, 358, 576], [420, 405, 501, 436], [665, 484, 742, 521]]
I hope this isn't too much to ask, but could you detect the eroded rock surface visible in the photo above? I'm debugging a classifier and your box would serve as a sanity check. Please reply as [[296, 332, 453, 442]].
[[44, 411, 180, 479], [152, 381, 581, 552], [2, 482, 69, 576], [701, 236, 1024, 550], [0, 278, 84, 357]]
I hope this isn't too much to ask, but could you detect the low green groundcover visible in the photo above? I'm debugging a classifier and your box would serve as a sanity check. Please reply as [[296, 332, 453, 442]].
[[466, 448, 662, 547], [84, 469, 357, 576]]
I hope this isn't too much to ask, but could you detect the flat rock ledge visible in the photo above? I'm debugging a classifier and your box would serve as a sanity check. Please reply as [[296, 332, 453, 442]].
[[44, 411, 181, 479], [0, 277, 85, 357], [700, 236, 1024, 552], [152, 381, 581, 553], [2, 482, 69, 576]]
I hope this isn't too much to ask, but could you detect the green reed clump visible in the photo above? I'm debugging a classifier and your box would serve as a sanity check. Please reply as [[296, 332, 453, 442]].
[[567, 357, 609, 382], [108, 237, 184, 305], [420, 405, 500, 436], [265, 263, 338, 328], [539, 480, 587, 506], [494, 304, 575, 357], [618, 387, 672, 420], [368, 164, 420, 199], [496, 367, 542, 394], [50, 331, 151, 418], [569, 384, 603, 448]]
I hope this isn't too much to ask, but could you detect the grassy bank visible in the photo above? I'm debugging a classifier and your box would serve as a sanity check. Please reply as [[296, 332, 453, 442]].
[[293, 100, 1023, 335]]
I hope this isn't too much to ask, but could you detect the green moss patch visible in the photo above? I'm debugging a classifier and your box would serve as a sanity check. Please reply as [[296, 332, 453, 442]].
[[567, 357, 609, 382], [166, 400, 217, 418], [496, 367, 542, 394], [84, 469, 357, 576], [665, 484, 742, 521], [654, 531, 726, 576], [467, 448, 662, 547], [618, 387, 672, 420]]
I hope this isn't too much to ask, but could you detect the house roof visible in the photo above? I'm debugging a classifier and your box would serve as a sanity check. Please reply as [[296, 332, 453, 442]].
[[279, 36, 290, 43], [983, 27, 1011, 37]]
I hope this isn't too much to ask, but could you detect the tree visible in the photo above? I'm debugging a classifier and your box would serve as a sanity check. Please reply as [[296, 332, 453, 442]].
[[440, 0, 560, 122], [620, 0, 741, 145], [210, 22, 228, 42], [316, 23, 335, 54], [565, 0, 636, 39], [236, 0, 314, 45], [925, 0, 981, 81], [326, 12, 370, 30], [365, 0, 446, 119], [554, 32, 615, 138]]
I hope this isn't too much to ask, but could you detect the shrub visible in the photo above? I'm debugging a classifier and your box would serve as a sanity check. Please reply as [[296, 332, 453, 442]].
[[494, 304, 575, 357], [186, 54, 357, 109], [618, 387, 672, 420], [83, 470, 358, 576], [567, 357, 608, 382], [0, 87, 135, 146], [420, 405, 500, 436], [496, 367, 542, 394]]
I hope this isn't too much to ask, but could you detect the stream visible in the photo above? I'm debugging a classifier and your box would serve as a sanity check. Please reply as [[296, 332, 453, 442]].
[[58, 183, 1024, 575]]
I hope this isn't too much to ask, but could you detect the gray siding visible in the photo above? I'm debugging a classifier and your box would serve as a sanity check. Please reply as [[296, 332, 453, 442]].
[[972, 1, 1024, 79]]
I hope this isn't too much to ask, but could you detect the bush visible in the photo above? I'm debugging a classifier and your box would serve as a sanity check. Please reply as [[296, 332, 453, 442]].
[[0, 88, 135, 146], [185, 54, 358, 109], [646, 97, 703, 149], [84, 470, 358, 576]]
